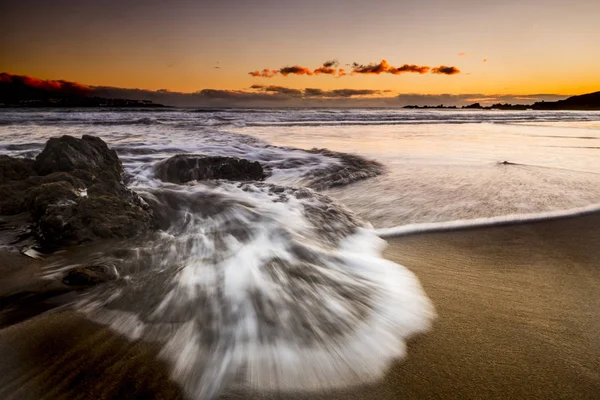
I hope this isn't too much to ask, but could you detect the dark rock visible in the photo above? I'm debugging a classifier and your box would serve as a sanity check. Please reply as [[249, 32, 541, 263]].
[[302, 148, 385, 190], [62, 264, 120, 286], [0, 155, 35, 181], [34, 134, 123, 181], [36, 172, 86, 188], [155, 154, 266, 184], [27, 181, 79, 219], [32, 178, 155, 249], [1, 136, 156, 249], [1, 180, 34, 215], [0, 156, 36, 215]]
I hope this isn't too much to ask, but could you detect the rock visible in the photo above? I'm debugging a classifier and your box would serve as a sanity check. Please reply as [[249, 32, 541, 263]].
[[302, 148, 385, 190], [155, 154, 266, 184], [1, 135, 156, 249], [34, 134, 123, 181], [0, 180, 34, 215], [0, 155, 35, 181], [0, 156, 37, 215], [27, 181, 79, 219], [62, 264, 120, 286]]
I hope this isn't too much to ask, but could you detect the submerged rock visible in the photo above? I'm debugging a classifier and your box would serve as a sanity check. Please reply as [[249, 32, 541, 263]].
[[155, 154, 266, 184], [302, 148, 385, 190], [62, 264, 120, 286], [0, 135, 156, 249]]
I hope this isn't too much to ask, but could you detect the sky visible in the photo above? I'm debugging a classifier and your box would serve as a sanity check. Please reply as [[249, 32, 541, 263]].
[[2, 0, 600, 106]]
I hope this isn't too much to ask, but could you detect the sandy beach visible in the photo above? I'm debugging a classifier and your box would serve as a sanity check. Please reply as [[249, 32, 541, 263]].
[[1, 212, 599, 399]]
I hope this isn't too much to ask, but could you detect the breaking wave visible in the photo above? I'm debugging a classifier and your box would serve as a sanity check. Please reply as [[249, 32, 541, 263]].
[[42, 181, 435, 398]]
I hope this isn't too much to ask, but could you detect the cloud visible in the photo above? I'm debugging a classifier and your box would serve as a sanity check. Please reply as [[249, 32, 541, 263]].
[[303, 88, 325, 97], [195, 89, 290, 102], [5, 71, 567, 108], [431, 65, 461, 75], [279, 65, 314, 76], [351, 60, 436, 75], [251, 84, 303, 97], [313, 66, 337, 75], [314, 60, 344, 75], [248, 69, 279, 78], [351, 60, 390, 74], [392, 64, 430, 74], [458, 52, 468, 56], [249, 59, 458, 78], [303, 88, 381, 97], [252, 86, 380, 98], [0, 72, 91, 96]]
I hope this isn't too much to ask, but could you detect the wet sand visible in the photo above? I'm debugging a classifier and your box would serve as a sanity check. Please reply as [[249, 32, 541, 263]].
[[1, 213, 599, 399]]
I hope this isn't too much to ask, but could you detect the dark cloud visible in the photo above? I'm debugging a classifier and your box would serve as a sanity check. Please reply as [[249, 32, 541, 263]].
[[279, 65, 314, 76], [248, 69, 278, 78], [351, 60, 431, 75], [303, 88, 325, 97], [0, 72, 91, 96], [393, 64, 430, 74], [249, 59, 456, 78], [351, 60, 390, 74], [303, 88, 381, 97], [251, 85, 303, 96], [314, 60, 342, 75], [431, 65, 461, 75], [313, 66, 337, 75], [195, 89, 286, 101]]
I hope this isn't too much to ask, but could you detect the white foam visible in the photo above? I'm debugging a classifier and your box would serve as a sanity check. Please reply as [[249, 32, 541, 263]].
[[376, 202, 600, 238], [69, 182, 435, 398]]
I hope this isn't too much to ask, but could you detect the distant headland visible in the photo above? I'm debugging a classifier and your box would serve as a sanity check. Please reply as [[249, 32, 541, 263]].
[[404, 91, 600, 111], [0, 73, 165, 108]]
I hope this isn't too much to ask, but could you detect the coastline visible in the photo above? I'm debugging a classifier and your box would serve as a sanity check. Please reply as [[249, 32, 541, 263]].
[[1, 212, 599, 399]]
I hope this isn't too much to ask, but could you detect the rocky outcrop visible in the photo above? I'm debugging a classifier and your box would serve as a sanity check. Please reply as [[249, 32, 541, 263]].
[[34, 134, 123, 181], [0, 135, 156, 250], [154, 154, 266, 184], [0, 155, 36, 181], [302, 148, 385, 190]]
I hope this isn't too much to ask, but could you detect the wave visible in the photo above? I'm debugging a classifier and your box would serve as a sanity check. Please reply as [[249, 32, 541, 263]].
[[42, 181, 435, 398], [2, 108, 600, 129], [376, 202, 600, 238]]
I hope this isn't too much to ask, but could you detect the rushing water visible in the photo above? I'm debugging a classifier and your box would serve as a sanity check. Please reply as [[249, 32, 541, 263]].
[[1, 108, 600, 398]]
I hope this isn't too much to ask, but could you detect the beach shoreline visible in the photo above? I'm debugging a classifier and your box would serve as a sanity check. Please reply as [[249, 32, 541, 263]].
[[1, 211, 599, 399]]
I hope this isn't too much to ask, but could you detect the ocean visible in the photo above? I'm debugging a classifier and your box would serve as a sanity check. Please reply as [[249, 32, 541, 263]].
[[1, 108, 600, 397]]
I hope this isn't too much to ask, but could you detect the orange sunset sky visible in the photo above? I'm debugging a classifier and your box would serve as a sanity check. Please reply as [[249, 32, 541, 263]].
[[2, 0, 600, 99]]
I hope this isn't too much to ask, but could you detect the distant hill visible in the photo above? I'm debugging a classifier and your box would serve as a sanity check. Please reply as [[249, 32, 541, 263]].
[[532, 91, 600, 110], [405, 91, 600, 111], [0, 73, 165, 108]]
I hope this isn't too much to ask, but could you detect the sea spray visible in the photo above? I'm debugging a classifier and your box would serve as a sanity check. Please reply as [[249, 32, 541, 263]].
[[42, 182, 435, 398]]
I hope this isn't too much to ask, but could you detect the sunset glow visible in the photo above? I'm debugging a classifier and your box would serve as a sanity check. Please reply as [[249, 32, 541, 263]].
[[2, 0, 599, 100]]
